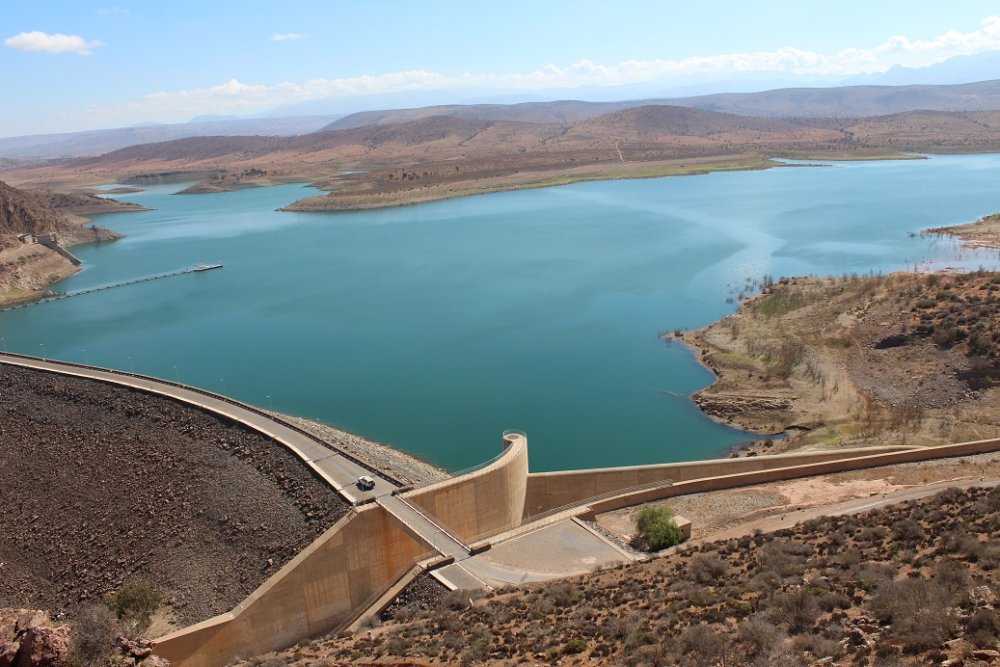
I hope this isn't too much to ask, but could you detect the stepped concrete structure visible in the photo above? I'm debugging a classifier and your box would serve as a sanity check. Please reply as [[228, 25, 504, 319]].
[[4, 352, 1000, 666]]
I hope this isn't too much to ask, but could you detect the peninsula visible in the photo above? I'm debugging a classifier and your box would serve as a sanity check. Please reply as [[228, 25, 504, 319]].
[[5, 104, 1000, 214]]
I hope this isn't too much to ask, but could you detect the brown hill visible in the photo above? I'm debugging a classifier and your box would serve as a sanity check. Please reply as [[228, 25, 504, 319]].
[[677, 79, 1000, 117], [844, 110, 1000, 150], [322, 79, 1000, 131], [0, 180, 67, 246], [0, 179, 134, 306], [7, 105, 1000, 212], [324, 100, 641, 130]]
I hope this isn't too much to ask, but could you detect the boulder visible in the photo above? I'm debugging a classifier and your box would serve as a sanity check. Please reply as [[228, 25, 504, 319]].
[[0, 609, 71, 667]]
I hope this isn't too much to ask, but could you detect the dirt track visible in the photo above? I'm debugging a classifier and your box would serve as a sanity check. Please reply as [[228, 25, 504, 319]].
[[0, 364, 349, 626]]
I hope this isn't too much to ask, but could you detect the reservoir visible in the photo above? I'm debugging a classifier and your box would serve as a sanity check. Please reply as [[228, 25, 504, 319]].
[[3, 154, 1000, 471]]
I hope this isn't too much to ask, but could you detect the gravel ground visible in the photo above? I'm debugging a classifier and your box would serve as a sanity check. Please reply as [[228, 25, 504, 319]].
[[0, 364, 350, 626], [596, 451, 1000, 544], [377, 573, 448, 622]]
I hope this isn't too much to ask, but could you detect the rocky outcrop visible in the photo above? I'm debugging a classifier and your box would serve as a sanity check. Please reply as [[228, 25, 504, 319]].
[[0, 609, 71, 667], [0, 179, 128, 306], [0, 610, 170, 667]]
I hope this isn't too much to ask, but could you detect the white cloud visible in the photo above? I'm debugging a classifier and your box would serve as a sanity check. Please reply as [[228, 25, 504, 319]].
[[28, 15, 1000, 133], [96, 6, 129, 15], [4, 31, 104, 55], [269, 33, 307, 42]]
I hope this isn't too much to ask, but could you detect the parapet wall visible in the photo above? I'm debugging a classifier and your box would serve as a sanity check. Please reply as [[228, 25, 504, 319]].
[[153, 504, 429, 667], [578, 437, 1000, 518], [524, 445, 921, 517], [403, 431, 529, 542]]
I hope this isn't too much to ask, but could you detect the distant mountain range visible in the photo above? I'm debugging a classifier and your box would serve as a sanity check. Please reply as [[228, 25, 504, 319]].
[[321, 79, 1000, 131], [0, 116, 343, 160]]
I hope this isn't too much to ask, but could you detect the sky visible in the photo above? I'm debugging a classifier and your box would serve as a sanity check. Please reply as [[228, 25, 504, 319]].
[[3, 1, 1000, 136]]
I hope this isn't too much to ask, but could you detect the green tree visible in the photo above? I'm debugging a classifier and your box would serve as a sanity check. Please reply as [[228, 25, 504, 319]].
[[636, 506, 683, 551]]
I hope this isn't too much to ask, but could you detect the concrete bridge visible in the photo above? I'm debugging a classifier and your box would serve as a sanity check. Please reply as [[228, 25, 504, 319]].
[[5, 352, 1000, 666]]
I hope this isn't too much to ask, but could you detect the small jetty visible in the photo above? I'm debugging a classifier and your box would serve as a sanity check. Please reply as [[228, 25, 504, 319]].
[[0, 263, 223, 313]]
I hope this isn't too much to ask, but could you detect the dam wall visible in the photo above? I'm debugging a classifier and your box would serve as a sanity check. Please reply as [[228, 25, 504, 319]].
[[153, 504, 430, 667], [523, 444, 919, 516], [403, 431, 529, 543]]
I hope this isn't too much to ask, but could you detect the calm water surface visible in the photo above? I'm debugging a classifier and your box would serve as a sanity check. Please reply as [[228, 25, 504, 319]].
[[4, 154, 1000, 471]]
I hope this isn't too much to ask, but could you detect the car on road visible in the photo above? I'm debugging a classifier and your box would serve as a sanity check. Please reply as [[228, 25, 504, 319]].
[[356, 475, 376, 491]]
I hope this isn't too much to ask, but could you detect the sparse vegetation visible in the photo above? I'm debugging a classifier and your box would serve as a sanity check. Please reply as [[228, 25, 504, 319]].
[[239, 485, 1000, 666], [103, 580, 161, 632], [689, 270, 1000, 454]]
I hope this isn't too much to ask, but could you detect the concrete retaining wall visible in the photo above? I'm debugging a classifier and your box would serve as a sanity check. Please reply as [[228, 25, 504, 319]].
[[578, 438, 1000, 518], [153, 505, 429, 667], [524, 445, 919, 516], [403, 432, 529, 542]]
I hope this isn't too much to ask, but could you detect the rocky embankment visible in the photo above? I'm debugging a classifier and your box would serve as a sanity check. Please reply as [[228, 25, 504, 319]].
[[0, 608, 167, 667], [0, 364, 349, 627], [0, 180, 142, 306], [684, 271, 1000, 453]]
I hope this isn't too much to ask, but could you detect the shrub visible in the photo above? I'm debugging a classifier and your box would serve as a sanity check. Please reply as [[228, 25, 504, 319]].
[[869, 578, 955, 651], [636, 506, 684, 551], [967, 608, 1000, 648], [71, 604, 119, 666], [562, 638, 588, 655], [103, 579, 161, 632], [737, 615, 784, 657], [546, 582, 582, 608], [768, 588, 820, 633], [688, 555, 727, 584], [679, 624, 723, 659]]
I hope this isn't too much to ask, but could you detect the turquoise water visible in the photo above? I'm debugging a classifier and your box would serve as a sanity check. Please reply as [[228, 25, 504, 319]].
[[3, 154, 1000, 471]]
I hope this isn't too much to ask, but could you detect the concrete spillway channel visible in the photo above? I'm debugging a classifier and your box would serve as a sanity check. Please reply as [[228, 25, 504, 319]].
[[0, 264, 224, 313]]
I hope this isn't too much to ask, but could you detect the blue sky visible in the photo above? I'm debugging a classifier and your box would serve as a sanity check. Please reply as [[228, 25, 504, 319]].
[[4, 1, 1000, 136]]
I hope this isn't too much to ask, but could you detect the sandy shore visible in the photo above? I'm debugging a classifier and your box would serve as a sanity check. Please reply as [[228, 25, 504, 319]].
[[926, 210, 1000, 249]]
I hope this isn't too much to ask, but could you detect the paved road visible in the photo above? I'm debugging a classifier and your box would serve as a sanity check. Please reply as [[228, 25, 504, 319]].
[[377, 495, 470, 560], [0, 353, 393, 503]]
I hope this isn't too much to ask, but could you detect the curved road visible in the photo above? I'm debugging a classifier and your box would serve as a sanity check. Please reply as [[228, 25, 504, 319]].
[[0, 352, 519, 587]]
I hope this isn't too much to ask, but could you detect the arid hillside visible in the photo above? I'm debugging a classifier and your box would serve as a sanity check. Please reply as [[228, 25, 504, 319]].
[[0, 364, 350, 629], [240, 484, 1000, 666], [685, 268, 1000, 454], [8, 105, 1000, 212], [0, 180, 137, 306], [323, 79, 1000, 129]]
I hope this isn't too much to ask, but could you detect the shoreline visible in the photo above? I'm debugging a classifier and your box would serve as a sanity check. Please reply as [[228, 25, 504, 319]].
[[679, 265, 1000, 458], [0, 191, 148, 308], [278, 151, 922, 213]]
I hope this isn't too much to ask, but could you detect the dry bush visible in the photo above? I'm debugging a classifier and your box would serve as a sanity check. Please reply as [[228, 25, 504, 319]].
[[546, 582, 582, 608], [966, 608, 1000, 648], [687, 554, 728, 584], [737, 615, 784, 658], [767, 587, 820, 633], [679, 623, 724, 661], [71, 604, 120, 667], [869, 578, 956, 651]]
